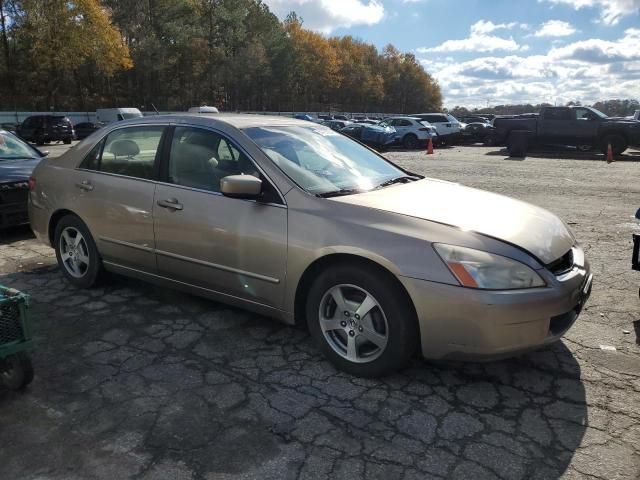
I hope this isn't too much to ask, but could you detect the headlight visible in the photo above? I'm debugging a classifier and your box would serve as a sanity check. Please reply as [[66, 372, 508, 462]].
[[434, 244, 546, 290]]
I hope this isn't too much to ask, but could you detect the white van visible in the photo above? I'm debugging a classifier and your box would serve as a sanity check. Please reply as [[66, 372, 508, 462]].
[[96, 108, 143, 124], [411, 113, 462, 145], [188, 106, 219, 114]]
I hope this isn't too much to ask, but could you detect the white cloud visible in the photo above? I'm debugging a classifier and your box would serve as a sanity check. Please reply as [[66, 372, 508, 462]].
[[263, 0, 384, 33], [549, 28, 640, 61], [470, 20, 518, 35], [418, 28, 640, 107], [417, 20, 525, 53], [541, 0, 640, 25], [534, 20, 577, 36]]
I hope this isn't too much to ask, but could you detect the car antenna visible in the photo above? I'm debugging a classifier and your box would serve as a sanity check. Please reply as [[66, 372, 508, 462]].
[[151, 103, 160, 115]]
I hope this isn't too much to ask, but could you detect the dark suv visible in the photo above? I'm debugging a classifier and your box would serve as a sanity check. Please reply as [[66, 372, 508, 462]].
[[17, 115, 75, 145]]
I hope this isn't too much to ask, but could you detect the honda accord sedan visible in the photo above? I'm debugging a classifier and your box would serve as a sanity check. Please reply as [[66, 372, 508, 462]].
[[28, 115, 592, 377]]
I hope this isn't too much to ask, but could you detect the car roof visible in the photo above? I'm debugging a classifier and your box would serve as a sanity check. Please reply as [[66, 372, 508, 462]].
[[385, 116, 423, 121], [127, 113, 315, 129]]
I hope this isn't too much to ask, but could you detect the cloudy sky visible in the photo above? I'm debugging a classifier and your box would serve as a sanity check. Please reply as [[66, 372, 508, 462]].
[[262, 0, 640, 108]]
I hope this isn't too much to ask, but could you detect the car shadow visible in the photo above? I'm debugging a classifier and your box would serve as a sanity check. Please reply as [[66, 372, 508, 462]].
[[0, 263, 589, 479], [0, 225, 35, 245], [485, 146, 640, 162], [634, 319, 640, 345]]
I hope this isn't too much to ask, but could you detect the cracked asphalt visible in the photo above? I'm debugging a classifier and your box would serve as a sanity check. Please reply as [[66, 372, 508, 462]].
[[1, 145, 639, 479]]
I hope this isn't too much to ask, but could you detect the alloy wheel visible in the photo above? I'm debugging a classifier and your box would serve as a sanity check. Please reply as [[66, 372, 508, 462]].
[[59, 227, 90, 278], [318, 284, 389, 363]]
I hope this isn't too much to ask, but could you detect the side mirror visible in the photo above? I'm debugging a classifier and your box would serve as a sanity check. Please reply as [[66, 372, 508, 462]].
[[40, 150, 49, 157], [220, 175, 262, 199]]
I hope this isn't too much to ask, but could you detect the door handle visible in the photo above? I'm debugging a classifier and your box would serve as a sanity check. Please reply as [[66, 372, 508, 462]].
[[75, 180, 93, 191], [157, 198, 183, 211]]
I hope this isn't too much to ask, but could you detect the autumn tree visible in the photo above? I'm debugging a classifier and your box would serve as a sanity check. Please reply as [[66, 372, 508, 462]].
[[6, 0, 131, 110], [284, 13, 340, 110], [0, 0, 443, 114]]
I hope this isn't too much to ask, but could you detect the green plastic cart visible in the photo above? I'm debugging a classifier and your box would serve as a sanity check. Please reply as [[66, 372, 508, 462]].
[[0, 285, 33, 390]]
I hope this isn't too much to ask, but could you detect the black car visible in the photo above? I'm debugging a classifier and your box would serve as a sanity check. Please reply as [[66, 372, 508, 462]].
[[340, 123, 366, 141], [461, 116, 491, 124], [321, 120, 352, 131], [16, 115, 75, 145], [0, 130, 47, 228], [493, 106, 640, 155], [460, 122, 496, 145], [74, 122, 104, 140]]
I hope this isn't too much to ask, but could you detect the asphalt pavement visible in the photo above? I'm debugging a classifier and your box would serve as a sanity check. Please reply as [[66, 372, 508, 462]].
[[0, 144, 638, 479]]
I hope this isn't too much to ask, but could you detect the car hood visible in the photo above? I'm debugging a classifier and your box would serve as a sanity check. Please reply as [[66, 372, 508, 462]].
[[0, 158, 41, 183], [331, 178, 574, 264]]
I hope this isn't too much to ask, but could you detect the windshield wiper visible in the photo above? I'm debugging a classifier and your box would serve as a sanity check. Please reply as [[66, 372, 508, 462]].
[[317, 188, 363, 198], [374, 175, 419, 189], [0, 156, 36, 160]]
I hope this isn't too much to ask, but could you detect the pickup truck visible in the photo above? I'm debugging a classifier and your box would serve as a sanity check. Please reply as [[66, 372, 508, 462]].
[[493, 106, 640, 155]]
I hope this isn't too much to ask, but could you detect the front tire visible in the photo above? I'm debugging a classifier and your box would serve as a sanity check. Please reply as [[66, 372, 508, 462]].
[[54, 215, 103, 288], [306, 264, 418, 377]]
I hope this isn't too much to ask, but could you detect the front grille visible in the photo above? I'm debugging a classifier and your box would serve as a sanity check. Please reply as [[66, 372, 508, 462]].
[[0, 302, 24, 345], [547, 249, 574, 276]]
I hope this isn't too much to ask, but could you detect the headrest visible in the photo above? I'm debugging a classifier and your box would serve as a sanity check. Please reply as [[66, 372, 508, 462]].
[[109, 139, 140, 157]]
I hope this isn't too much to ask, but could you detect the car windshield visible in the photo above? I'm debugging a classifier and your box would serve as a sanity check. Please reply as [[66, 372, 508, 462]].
[[122, 112, 143, 120], [378, 121, 390, 127], [243, 125, 406, 196], [0, 132, 39, 160]]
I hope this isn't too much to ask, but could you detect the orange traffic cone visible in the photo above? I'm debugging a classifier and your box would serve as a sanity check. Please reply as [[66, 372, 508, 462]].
[[606, 143, 614, 163], [427, 137, 434, 155]]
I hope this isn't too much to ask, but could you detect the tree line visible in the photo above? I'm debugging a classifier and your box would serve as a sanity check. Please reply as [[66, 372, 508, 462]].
[[0, 0, 443, 114]]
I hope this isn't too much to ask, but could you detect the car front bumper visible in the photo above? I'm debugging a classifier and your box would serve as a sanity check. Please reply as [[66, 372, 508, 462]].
[[399, 264, 592, 360], [0, 184, 29, 228]]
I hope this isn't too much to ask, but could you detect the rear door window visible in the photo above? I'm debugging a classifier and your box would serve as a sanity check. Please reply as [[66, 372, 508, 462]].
[[544, 109, 571, 121], [79, 126, 164, 180]]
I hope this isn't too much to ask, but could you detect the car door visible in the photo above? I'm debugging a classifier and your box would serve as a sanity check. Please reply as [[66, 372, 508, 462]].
[[567, 108, 600, 142], [74, 125, 165, 272], [538, 108, 572, 144], [153, 125, 287, 309]]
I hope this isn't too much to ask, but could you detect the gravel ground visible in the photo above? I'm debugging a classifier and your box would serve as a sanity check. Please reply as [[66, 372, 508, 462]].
[[0, 145, 638, 480]]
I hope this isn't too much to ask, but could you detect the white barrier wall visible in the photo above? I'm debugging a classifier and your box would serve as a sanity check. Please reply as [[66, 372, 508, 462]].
[[0, 111, 97, 125]]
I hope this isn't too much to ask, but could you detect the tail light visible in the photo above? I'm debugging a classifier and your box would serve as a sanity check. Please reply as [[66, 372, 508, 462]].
[[28, 176, 36, 192]]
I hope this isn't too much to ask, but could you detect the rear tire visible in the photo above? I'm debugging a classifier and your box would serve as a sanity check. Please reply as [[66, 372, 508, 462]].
[[306, 264, 418, 377], [403, 134, 418, 149], [54, 215, 103, 288], [600, 134, 627, 156], [63, 137, 72, 145]]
